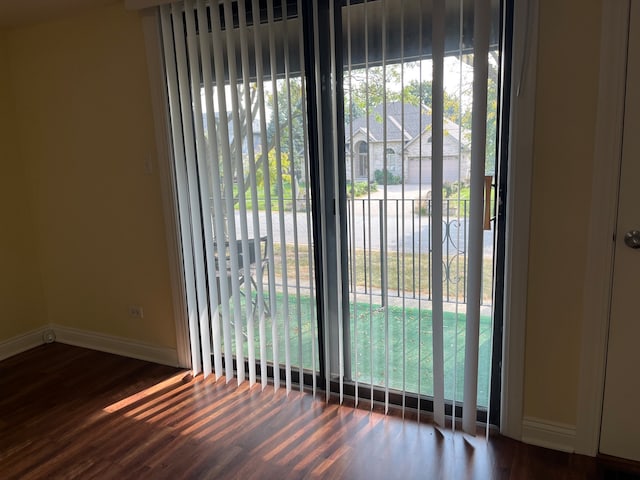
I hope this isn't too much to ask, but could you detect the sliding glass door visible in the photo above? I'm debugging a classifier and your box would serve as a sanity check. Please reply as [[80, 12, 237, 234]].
[[326, 0, 502, 430], [344, 57, 497, 406], [160, 0, 505, 432]]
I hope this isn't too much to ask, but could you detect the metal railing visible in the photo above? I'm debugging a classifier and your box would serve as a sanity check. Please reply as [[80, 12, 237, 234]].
[[224, 195, 493, 306], [346, 198, 493, 306]]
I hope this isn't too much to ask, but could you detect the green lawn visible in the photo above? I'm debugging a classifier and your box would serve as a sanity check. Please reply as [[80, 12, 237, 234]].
[[223, 293, 492, 407], [274, 243, 494, 305], [232, 184, 295, 211]]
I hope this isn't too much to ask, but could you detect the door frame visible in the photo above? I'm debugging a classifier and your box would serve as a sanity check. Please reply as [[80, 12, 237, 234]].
[[499, 0, 539, 440], [134, 0, 541, 439], [140, 7, 192, 369], [575, 0, 631, 457]]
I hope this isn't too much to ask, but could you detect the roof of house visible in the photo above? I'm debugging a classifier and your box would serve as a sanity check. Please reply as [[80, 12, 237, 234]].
[[347, 101, 431, 143], [346, 101, 469, 149]]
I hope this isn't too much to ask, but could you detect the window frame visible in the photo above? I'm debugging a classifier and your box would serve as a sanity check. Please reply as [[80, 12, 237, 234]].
[[136, 0, 539, 438]]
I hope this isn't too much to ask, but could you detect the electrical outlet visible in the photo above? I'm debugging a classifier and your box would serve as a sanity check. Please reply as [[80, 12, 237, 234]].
[[128, 305, 144, 319]]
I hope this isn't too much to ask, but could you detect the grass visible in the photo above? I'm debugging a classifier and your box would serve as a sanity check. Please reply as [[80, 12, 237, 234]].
[[218, 233, 494, 406], [350, 301, 492, 406], [232, 183, 295, 211], [271, 243, 494, 305], [222, 292, 492, 407]]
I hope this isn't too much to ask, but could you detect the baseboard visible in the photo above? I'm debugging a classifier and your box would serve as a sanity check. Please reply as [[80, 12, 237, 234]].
[[0, 326, 48, 361], [51, 324, 179, 367], [522, 416, 576, 453]]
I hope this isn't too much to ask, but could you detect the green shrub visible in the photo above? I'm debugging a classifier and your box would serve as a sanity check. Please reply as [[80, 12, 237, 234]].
[[374, 169, 402, 185], [414, 181, 470, 216], [347, 181, 377, 197]]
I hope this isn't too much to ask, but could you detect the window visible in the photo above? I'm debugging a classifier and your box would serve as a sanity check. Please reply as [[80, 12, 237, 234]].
[[159, 0, 506, 433], [357, 141, 369, 179], [385, 147, 399, 175]]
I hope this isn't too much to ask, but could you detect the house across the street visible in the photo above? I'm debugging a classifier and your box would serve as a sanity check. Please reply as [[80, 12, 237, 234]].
[[346, 101, 470, 185]]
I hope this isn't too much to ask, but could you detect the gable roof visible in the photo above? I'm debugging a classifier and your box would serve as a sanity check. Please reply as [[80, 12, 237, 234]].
[[346, 101, 470, 151], [346, 102, 432, 143]]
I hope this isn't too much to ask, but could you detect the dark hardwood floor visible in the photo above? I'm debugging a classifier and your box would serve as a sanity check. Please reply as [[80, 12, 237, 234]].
[[0, 343, 628, 479]]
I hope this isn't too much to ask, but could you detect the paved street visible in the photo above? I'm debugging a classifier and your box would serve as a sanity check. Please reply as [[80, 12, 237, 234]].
[[233, 184, 495, 258]]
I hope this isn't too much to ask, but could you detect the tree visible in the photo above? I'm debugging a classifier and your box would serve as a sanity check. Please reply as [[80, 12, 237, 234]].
[[217, 51, 500, 209], [344, 65, 403, 123], [403, 79, 464, 125], [265, 78, 306, 157], [399, 53, 500, 176], [208, 78, 303, 209], [255, 149, 291, 193]]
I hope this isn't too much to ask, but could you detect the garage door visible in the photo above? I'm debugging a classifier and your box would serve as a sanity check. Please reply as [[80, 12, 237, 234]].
[[407, 158, 431, 184]]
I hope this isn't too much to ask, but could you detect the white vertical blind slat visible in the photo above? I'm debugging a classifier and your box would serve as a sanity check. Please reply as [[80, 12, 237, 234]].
[[431, 0, 446, 428], [328, 0, 345, 406], [399, 0, 406, 419], [183, 0, 215, 379], [381, 0, 390, 416], [451, 2, 465, 434], [221, 0, 250, 386], [174, 4, 212, 380], [209, 1, 243, 384], [238, 2, 266, 385], [195, 0, 228, 382], [237, 0, 263, 388], [280, 0, 304, 394], [416, 0, 425, 423], [363, 0, 374, 410], [161, 3, 202, 376], [346, 0, 358, 408], [249, 0, 277, 391], [265, 0, 291, 393], [463, 0, 491, 435], [270, 0, 294, 395]]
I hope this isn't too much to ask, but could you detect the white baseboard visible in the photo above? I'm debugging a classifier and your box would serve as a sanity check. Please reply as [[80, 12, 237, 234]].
[[522, 416, 576, 453], [51, 324, 179, 367], [0, 326, 49, 361], [1, 324, 179, 367]]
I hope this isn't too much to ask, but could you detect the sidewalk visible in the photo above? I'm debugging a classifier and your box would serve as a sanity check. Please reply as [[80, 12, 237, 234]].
[[367, 183, 428, 200]]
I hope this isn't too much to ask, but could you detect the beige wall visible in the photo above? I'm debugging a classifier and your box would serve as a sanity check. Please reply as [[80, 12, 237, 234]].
[[0, 31, 47, 340], [523, 0, 602, 425], [3, 3, 176, 349]]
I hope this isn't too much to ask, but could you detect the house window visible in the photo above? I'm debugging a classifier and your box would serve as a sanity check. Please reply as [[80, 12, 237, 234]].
[[357, 141, 368, 179], [385, 147, 399, 175]]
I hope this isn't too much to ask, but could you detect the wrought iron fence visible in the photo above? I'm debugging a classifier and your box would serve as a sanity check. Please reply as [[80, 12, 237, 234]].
[[225, 195, 494, 306], [346, 198, 494, 306]]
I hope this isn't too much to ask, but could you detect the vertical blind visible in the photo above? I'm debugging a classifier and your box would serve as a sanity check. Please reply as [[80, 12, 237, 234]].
[[161, 0, 318, 395], [160, 0, 498, 435]]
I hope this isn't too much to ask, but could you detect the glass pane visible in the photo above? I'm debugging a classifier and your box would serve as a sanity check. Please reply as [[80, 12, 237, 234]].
[[199, 0, 318, 382], [207, 75, 318, 372], [343, 0, 499, 407]]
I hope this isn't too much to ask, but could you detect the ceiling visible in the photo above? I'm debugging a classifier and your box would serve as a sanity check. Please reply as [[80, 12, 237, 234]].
[[0, 0, 119, 29]]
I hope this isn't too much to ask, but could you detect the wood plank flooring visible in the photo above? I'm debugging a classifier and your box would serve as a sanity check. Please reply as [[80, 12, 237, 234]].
[[0, 343, 623, 479]]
